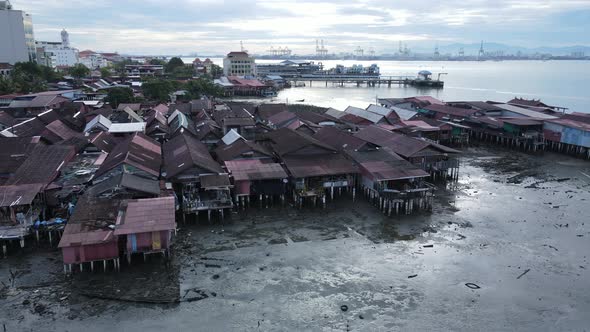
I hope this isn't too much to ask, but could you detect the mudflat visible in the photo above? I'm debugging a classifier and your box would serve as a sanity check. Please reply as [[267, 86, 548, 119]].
[[1, 147, 589, 331]]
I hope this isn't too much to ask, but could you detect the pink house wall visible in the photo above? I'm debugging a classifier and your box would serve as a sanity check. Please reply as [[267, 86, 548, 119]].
[[125, 230, 171, 254], [61, 242, 119, 264]]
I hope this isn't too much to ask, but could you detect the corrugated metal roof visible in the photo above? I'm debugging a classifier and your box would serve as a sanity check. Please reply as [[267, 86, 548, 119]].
[[0, 183, 45, 207], [388, 106, 418, 120], [84, 114, 112, 133], [225, 160, 287, 181], [344, 106, 383, 123], [346, 148, 429, 181], [45, 119, 81, 141], [366, 104, 394, 117], [354, 125, 459, 158], [5, 145, 75, 186], [215, 139, 272, 162], [312, 127, 368, 151], [265, 128, 335, 156], [494, 104, 557, 119], [501, 117, 543, 126], [221, 129, 244, 145], [324, 108, 344, 119], [282, 154, 358, 178], [163, 131, 222, 179], [90, 173, 160, 196], [545, 118, 590, 131], [108, 122, 146, 133], [114, 197, 175, 235], [95, 133, 161, 179]]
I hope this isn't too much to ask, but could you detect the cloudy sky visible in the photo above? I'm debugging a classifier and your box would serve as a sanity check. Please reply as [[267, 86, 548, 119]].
[[15, 0, 590, 55]]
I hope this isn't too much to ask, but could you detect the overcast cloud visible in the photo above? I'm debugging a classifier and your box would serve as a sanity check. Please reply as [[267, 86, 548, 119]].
[[13, 0, 590, 55]]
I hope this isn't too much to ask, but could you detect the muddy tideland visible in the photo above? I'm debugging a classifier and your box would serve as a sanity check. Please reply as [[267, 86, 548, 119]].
[[1, 147, 589, 331]]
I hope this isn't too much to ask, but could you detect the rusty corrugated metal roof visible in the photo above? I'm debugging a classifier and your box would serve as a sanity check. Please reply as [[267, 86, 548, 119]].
[[114, 197, 175, 235]]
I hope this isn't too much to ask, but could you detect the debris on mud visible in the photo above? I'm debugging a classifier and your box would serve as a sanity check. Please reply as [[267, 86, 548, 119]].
[[340, 305, 348, 312], [465, 283, 481, 290], [407, 274, 418, 279], [517, 269, 531, 279]]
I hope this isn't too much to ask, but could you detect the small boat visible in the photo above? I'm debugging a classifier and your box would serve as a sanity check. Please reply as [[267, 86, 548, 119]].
[[296, 99, 305, 102]]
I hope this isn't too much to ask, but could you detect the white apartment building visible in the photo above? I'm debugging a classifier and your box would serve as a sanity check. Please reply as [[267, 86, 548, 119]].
[[0, 1, 36, 64], [78, 50, 108, 69], [36, 30, 79, 68], [222, 51, 257, 76]]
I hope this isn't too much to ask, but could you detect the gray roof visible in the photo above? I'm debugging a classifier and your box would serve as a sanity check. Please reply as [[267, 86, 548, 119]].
[[344, 106, 383, 123], [84, 114, 112, 133]]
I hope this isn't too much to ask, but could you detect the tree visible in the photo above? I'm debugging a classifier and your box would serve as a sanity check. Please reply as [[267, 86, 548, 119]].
[[0, 76, 16, 95], [185, 77, 224, 99], [142, 79, 175, 103], [104, 87, 134, 108], [69, 64, 90, 80], [210, 64, 223, 79], [149, 58, 166, 66], [100, 67, 112, 79], [165, 57, 185, 73], [170, 66, 194, 79], [11, 62, 46, 93]]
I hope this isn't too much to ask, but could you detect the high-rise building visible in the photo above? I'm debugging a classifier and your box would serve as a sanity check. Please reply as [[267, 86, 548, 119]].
[[0, 1, 36, 64]]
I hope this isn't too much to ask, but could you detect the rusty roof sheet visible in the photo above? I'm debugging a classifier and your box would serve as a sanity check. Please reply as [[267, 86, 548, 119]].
[[257, 104, 289, 120], [546, 118, 590, 131], [1, 117, 47, 137], [214, 139, 272, 162], [225, 160, 287, 181], [294, 111, 335, 124], [266, 128, 336, 156], [354, 125, 459, 158], [95, 133, 161, 178], [312, 127, 368, 151], [267, 111, 297, 127], [0, 111, 15, 126], [58, 194, 120, 248], [223, 117, 256, 127], [423, 104, 478, 118], [163, 131, 222, 179], [501, 117, 543, 126], [0, 136, 44, 176], [89, 131, 120, 153], [44, 119, 82, 141], [5, 145, 75, 185], [0, 183, 45, 207], [114, 197, 175, 235], [282, 153, 358, 178], [200, 173, 231, 188], [90, 173, 160, 197], [346, 148, 428, 181]]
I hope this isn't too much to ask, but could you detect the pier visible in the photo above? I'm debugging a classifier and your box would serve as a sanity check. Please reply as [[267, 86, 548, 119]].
[[286, 75, 444, 88]]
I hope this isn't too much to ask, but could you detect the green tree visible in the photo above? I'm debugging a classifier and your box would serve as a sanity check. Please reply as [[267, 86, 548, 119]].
[[142, 79, 175, 103], [149, 58, 166, 66], [100, 67, 112, 79], [11, 62, 46, 93], [104, 87, 134, 108], [70, 64, 90, 80], [185, 77, 224, 99], [170, 66, 194, 79], [210, 64, 223, 78], [165, 57, 185, 73], [0, 76, 16, 95]]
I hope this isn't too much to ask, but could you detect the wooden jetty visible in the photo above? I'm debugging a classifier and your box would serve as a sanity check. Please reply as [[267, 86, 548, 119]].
[[286, 75, 444, 88]]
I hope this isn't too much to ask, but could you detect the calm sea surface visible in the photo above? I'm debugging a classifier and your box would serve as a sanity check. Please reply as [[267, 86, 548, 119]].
[[182, 58, 590, 113]]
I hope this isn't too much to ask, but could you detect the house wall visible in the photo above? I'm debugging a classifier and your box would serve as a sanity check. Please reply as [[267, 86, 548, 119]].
[[562, 127, 590, 148], [61, 241, 119, 264], [235, 180, 251, 195], [126, 230, 171, 253]]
